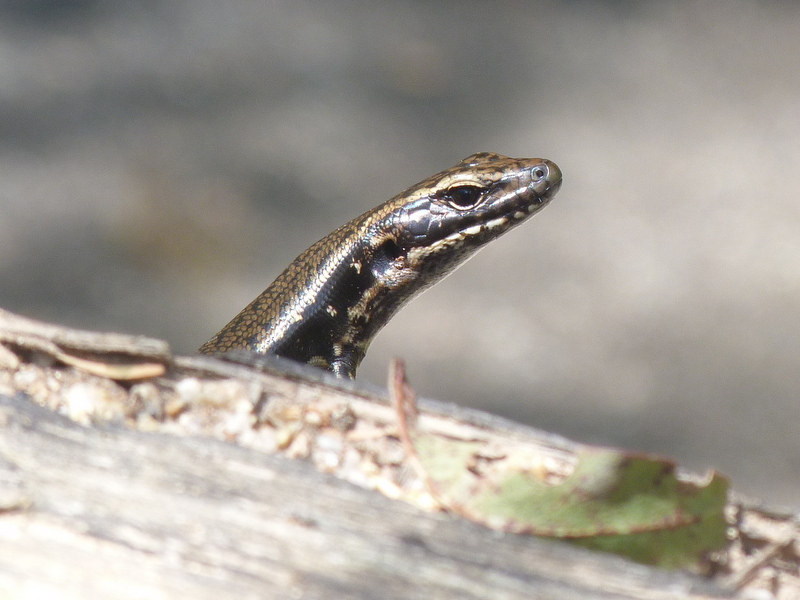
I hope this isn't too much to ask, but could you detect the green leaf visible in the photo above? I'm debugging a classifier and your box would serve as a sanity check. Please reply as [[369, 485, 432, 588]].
[[415, 438, 729, 569]]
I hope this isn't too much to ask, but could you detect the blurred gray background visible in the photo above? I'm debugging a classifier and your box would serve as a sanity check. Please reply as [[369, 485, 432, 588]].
[[0, 0, 798, 506]]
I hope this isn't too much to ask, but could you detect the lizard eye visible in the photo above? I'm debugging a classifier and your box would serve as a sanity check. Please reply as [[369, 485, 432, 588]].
[[441, 185, 484, 209]]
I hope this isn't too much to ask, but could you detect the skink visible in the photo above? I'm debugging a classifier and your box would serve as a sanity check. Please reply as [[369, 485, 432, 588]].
[[199, 152, 562, 378]]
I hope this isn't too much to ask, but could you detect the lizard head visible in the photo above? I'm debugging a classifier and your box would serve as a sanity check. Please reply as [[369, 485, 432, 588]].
[[393, 152, 562, 278]]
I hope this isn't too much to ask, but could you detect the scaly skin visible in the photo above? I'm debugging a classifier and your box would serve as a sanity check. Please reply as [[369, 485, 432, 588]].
[[199, 152, 562, 378]]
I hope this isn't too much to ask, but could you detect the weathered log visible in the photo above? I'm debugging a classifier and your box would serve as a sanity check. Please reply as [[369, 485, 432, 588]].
[[0, 393, 729, 600], [0, 309, 794, 599]]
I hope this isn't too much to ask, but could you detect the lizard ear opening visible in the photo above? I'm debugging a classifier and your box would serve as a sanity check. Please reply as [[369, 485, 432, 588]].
[[370, 237, 407, 278], [376, 238, 403, 260]]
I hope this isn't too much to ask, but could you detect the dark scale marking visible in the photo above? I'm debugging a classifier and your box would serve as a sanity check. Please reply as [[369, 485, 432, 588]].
[[262, 243, 377, 373], [199, 153, 563, 378]]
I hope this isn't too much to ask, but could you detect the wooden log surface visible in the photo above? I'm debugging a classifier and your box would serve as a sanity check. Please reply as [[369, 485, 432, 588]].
[[0, 308, 794, 599], [0, 393, 728, 600]]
